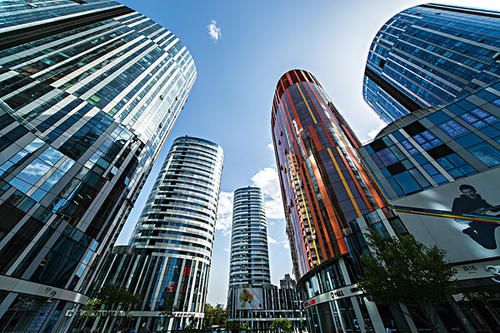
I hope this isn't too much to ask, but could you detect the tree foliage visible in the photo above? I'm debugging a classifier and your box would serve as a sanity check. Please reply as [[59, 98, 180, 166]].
[[226, 320, 249, 331], [357, 230, 456, 333], [270, 318, 292, 332], [80, 298, 102, 318], [202, 303, 226, 328], [96, 283, 142, 311]]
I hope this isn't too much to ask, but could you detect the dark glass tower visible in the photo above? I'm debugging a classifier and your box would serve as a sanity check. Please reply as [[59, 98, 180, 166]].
[[0, 1, 196, 331], [363, 4, 500, 123]]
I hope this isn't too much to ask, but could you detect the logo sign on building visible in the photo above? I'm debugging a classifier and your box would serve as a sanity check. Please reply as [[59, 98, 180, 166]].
[[392, 168, 500, 264], [302, 285, 362, 309]]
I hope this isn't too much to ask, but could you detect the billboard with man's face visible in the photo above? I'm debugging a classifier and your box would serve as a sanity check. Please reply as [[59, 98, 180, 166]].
[[392, 168, 500, 263]]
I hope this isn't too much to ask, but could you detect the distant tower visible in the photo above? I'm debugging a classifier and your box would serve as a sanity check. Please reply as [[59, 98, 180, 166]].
[[226, 186, 306, 331], [90, 136, 223, 331], [228, 186, 270, 287], [363, 4, 500, 123]]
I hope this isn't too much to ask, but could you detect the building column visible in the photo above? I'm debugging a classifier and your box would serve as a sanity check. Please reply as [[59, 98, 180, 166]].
[[363, 297, 386, 333]]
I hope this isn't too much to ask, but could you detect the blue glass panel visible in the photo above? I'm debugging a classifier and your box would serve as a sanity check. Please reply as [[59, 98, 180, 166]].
[[39, 147, 63, 166], [468, 142, 500, 167], [432, 173, 448, 184], [386, 176, 404, 197], [460, 113, 479, 124], [436, 157, 454, 170], [427, 111, 450, 125], [393, 171, 421, 193], [17, 159, 51, 185], [401, 140, 418, 155], [376, 148, 399, 166], [447, 104, 466, 115], [471, 108, 491, 119], [24, 138, 44, 153], [31, 188, 48, 202], [480, 126, 500, 139], [9, 177, 32, 193], [455, 133, 483, 147], [422, 163, 439, 176], [414, 153, 428, 164], [439, 120, 468, 137]]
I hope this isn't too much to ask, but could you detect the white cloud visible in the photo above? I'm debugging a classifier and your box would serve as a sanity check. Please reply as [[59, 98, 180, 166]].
[[207, 20, 221, 41], [251, 167, 285, 220], [366, 122, 386, 141], [282, 241, 290, 249], [367, 129, 380, 139], [216, 191, 233, 235], [23, 162, 51, 177], [266, 143, 274, 151], [268, 236, 278, 244], [224, 248, 230, 253]]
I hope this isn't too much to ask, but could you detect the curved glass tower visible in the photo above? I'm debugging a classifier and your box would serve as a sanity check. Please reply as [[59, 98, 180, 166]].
[[228, 186, 270, 286], [89, 136, 223, 331], [272, 69, 386, 278], [131, 136, 223, 261], [363, 4, 500, 123], [0, 2, 196, 331], [271, 69, 402, 333]]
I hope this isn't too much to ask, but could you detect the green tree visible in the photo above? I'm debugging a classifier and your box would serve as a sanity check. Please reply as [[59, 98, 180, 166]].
[[270, 318, 292, 332], [203, 303, 226, 329], [96, 283, 142, 311], [226, 320, 249, 331], [80, 298, 102, 318], [357, 230, 456, 333], [94, 284, 143, 330]]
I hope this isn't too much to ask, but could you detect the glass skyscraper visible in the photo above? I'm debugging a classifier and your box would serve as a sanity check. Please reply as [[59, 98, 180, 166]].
[[0, 1, 196, 331], [228, 186, 270, 287], [363, 4, 500, 123], [227, 186, 305, 331], [358, 81, 500, 331], [85, 136, 223, 331]]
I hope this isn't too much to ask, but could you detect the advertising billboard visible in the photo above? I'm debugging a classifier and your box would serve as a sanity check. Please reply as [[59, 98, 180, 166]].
[[235, 287, 264, 310], [392, 168, 500, 263]]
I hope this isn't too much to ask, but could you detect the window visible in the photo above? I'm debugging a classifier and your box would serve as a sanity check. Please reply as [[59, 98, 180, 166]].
[[439, 120, 468, 137], [467, 142, 500, 167]]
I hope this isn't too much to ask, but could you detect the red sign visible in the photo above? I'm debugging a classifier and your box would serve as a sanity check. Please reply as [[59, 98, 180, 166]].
[[303, 298, 316, 308]]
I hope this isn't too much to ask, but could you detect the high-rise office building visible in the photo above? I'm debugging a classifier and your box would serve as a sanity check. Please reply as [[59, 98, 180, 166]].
[[229, 186, 270, 287], [271, 69, 404, 333], [82, 136, 223, 331], [227, 186, 305, 332], [358, 82, 500, 331], [0, 2, 196, 331], [363, 4, 500, 123]]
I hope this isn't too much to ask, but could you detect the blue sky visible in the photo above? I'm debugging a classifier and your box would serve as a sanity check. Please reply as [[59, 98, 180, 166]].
[[115, 0, 500, 305]]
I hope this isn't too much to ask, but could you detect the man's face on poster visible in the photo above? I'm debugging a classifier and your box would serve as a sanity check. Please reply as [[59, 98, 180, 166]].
[[461, 188, 477, 199]]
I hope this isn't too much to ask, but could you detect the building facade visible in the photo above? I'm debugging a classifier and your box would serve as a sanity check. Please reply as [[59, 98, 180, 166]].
[[363, 3, 500, 123], [271, 70, 407, 333], [0, 1, 196, 331], [358, 82, 500, 331], [82, 136, 223, 331], [229, 186, 271, 287], [227, 187, 305, 332]]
